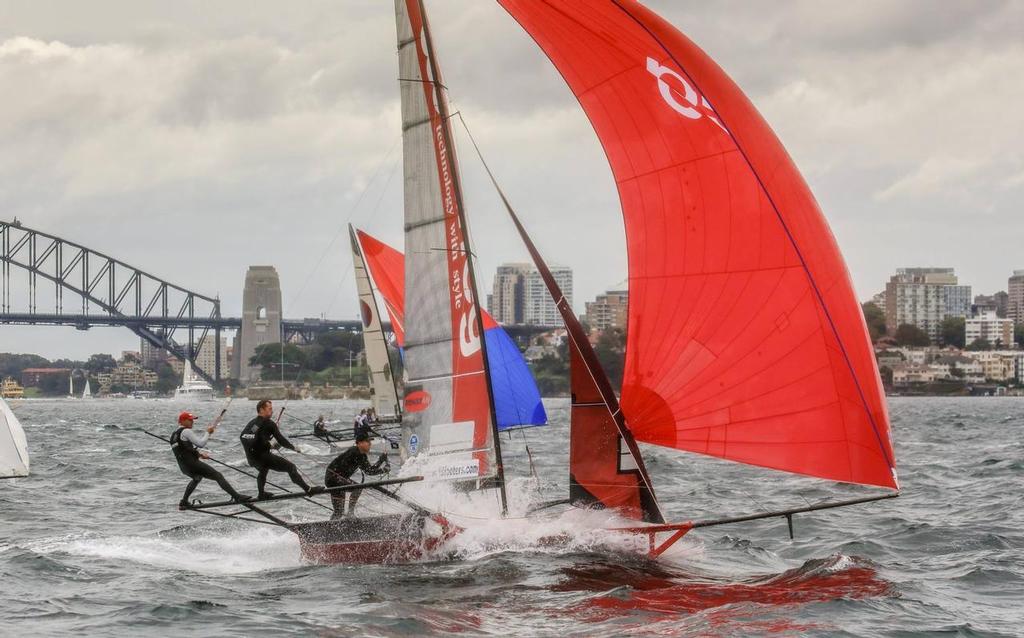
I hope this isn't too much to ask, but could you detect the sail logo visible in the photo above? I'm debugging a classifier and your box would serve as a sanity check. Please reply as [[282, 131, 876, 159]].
[[405, 390, 432, 413], [646, 57, 726, 133]]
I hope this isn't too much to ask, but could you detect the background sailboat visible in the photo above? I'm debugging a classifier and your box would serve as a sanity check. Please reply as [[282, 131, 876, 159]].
[[0, 397, 30, 478]]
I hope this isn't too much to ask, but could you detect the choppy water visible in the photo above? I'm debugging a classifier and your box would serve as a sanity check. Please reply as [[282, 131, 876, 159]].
[[1, 397, 1022, 637]]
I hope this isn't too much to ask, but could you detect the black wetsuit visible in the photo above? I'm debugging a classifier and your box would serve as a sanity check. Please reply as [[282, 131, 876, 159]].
[[324, 446, 388, 517], [313, 418, 336, 444], [170, 427, 245, 506], [240, 415, 311, 497]]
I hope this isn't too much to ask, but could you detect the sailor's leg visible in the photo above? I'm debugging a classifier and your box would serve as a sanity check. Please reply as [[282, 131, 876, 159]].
[[326, 477, 344, 518], [181, 474, 201, 506], [193, 460, 245, 499], [263, 453, 311, 492], [347, 487, 362, 515], [256, 466, 270, 498]]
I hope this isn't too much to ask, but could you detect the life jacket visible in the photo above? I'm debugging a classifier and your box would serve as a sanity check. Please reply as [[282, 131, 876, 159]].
[[170, 427, 199, 467]]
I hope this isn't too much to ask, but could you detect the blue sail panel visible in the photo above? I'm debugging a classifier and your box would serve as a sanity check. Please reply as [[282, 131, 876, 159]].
[[485, 327, 547, 429]]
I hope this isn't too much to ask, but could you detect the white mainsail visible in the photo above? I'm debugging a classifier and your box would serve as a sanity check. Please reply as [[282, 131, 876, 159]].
[[350, 225, 401, 420], [82, 378, 92, 399], [0, 397, 29, 478], [394, 0, 502, 497]]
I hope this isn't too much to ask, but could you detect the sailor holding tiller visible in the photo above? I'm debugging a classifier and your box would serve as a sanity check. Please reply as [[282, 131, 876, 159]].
[[240, 399, 323, 500], [324, 434, 390, 518], [170, 411, 251, 510]]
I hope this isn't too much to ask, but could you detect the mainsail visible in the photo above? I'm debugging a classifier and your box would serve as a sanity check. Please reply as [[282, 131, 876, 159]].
[[354, 228, 547, 430], [349, 225, 402, 420], [394, 0, 503, 494], [498, 0, 897, 490], [0, 397, 29, 478]]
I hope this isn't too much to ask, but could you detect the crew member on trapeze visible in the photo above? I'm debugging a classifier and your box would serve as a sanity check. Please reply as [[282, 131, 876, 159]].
[[240, 399, 323, 499], [170, 410, 251, 509], [324, 434, 390, 518]]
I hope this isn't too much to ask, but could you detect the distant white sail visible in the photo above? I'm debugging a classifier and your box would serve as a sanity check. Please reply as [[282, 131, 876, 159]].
[[82, 378, 92, 399], [0, 397, 29, 478], [350, 225, 401, 420]]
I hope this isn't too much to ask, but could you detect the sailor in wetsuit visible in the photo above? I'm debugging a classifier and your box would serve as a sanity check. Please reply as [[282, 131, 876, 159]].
[[313, 415, 336, 444], [239, 399, 322, 499], [170, 411, 251, 509], [324, 434, 390, 518]]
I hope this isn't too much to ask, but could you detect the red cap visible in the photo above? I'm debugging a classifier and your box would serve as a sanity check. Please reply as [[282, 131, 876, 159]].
[[178, 411, 198, 424]]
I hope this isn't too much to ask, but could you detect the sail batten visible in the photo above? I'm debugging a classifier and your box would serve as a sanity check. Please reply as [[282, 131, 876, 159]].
[[498, 0, 897, 489]]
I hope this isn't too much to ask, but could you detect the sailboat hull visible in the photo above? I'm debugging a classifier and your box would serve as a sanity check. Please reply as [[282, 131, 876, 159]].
[[291, 513, 459, 564]]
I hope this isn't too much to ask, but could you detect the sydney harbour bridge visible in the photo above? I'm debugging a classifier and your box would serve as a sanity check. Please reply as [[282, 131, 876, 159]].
[[0, 220, 547, 385]]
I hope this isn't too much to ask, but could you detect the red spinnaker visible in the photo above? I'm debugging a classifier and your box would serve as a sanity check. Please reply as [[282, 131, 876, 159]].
[[498, 0, 897, 489]]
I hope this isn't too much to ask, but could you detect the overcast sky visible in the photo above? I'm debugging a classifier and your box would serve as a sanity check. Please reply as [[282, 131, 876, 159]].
[[1, 0, 1021, 360]]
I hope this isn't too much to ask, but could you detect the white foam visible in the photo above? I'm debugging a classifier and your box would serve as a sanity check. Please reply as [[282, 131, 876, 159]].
[[28, 526, 302, 575]]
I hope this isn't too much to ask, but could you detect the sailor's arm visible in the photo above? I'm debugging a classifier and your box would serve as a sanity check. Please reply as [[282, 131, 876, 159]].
[[270, 422, 296, 451], [181, 427, 210, 449]]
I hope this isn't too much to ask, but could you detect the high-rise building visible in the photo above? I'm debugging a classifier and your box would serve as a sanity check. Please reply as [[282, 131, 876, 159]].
[[1009, 271, 1024, 325], [965, 309, 1014, 348], [194, 336, 230, 381], [525, 266, 573, 327], [585, 285, 628, 331], [884, 268, 971, 340], [487, 263, 531, 325], [140, 338, 167, 369]]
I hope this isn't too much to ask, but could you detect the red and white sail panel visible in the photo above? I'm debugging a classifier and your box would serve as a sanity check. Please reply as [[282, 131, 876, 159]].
[[394, 0, 497, 482], [498, 0, 897, 489]]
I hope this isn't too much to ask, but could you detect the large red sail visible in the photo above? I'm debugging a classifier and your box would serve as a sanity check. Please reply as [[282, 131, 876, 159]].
[[498, 0, 897, 489]]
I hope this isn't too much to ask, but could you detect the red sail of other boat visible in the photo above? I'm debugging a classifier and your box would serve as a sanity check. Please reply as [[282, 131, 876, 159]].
[[355, 230, 407, 345], [498, 0, 897, 489]]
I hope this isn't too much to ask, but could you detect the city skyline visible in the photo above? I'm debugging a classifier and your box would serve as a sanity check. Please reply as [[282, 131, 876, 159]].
[[2, 1, 1023, 358]]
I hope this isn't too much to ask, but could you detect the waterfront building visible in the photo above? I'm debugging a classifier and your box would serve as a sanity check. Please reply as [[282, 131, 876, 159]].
[[965, 309, 1014, 348], [884, 268, 971, 340], [1009, 271, 1024, 325], [487, 263, 531, 325], [966, 351, 1018, 382], [584, 284, 628, 331], [935, 354, 984, 382], [1, 377, 24, 399], [524, 266, 573, 327], [20, 368, 71, 388]]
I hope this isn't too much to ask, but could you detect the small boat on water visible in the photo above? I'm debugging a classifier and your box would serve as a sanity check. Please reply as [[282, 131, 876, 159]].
[[0, 396, 29, 478], [174, 359, 215, 401], [81, 378, 92, 399]]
